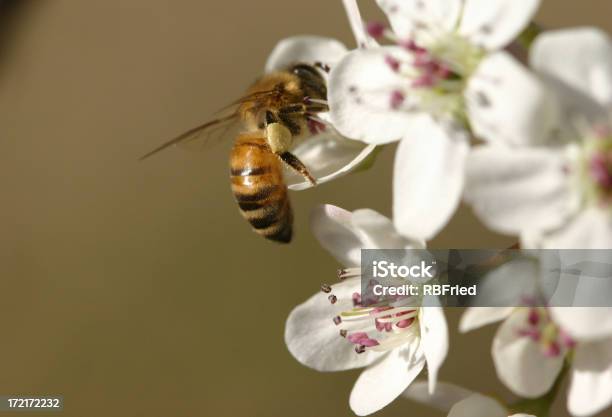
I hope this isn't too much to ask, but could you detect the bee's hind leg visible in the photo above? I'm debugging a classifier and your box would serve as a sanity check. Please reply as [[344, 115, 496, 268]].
[[279, 152, 317, 186], [264, 110, 316, 186]]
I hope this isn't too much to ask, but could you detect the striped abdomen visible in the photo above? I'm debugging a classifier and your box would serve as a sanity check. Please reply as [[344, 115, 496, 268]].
[[230, 133, 293, 243]]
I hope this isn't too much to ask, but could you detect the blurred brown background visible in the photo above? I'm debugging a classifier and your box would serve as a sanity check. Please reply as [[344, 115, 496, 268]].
[[0, 1, 609, 416]]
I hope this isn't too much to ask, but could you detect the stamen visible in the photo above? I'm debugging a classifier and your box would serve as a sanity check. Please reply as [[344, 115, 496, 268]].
[[559, 330, 576, 349], [528, 308, 540, 326], [340, 329, 348, 337], [390, 90, 405, 109], [544, 341, 561, 358], [518, 307, 577, 358], [314, 62, 331, 73], [385, 55, 401, 72], [399, 39, 427, 54], [412, 74, 435, 88], [333, 316, 342, 325], [321, 283, 332, 293], [306, 115, 331, 127], [518, 327, 541, 341], [342, 0, 375, 48], [328, 294, 337, 304], [590, 153, 612, 189], [304, 97, 329, 106], [338, 268, 361, 280], [307, 118, 327, 135], [366, 21, 386, 39]]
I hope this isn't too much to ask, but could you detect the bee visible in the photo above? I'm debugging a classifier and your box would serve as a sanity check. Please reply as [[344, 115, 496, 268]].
[[140, 62, 331, 243]]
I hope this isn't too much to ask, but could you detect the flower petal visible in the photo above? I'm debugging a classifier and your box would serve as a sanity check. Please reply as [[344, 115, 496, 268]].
[[470, 257, 543, 307], [567, 338, 612, 417], [285, 277, 385, 372], [464, 145, 577, 237], [549, 308, 612, 342], [349, 342, 425, 415], [466, 52, 560, 147], [287, 135, 377, 190], [265, 36, 348, 73], [492, 309, 564, 397], [460, 307, 514, 332], [459, 0, 540, 50], [539, 208, 612, 249], [310, 204, 363, 267], [376, 0, 462, 43], [531, 27, 612, 108], [402, 380, 473, 412], [447, 393, 508, 417], [419, 307, 449, 394], [328, 47, 422, 144], [393, 116, 469, 240], [351, 208, 423, 250]]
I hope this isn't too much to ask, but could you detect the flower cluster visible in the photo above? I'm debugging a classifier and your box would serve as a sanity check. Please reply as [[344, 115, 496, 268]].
[[256, 1, 612, 416]]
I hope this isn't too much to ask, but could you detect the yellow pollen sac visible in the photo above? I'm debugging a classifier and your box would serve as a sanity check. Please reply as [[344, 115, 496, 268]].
[[266, 122, 292, 154]]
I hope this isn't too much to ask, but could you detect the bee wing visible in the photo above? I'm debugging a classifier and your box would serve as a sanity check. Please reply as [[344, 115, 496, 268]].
[[139, 88, 279, 160], [139, 114, 239, 160]]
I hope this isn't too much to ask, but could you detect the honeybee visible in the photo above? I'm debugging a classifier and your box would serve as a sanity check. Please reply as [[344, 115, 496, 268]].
[[141, 63, 331, 243]]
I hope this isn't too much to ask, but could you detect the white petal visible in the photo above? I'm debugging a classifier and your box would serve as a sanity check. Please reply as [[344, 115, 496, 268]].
[[492, 309, 564, 397], [531, 27, 612, 108], [539, 208, 612, 249], [288, 134, 377, 190], [376, 0, 462, 42], [464, 145, 576, 236], [471, 257, 542, 307], [419, 307, 449, 394], [265, 36, 348, 73], [551, 259, 612, 327], [328, 47, 422, 145], [350, 343, 425, 416], [393, 117, 469, 240], [351, 208, 423, 250], [459, 307, 513, 332], [467, 52, 560, 147], [285, 277, 385, 372], [568, 338, 612, 417], [309, 204, 364, 266], [447, 393, 508, 417], [549, 308, 612, 342], [459, 0, 540, 50], [402, 380, 473, 412]]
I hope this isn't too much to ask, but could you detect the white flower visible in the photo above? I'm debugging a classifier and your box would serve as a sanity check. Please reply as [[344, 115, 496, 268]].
[[284, 204, 448, 415], [327, 0, 549, 241], [464, 28, 612, 248], [447, 394, 535, 417], [264, 36, 377, 190], [460, 254, 612, 417], [404, 382, 534, 417]]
